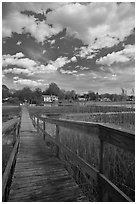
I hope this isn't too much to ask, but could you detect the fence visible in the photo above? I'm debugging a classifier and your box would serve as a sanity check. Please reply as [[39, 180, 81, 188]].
[[31, 113, 134, 202], [2, 117, 21, 201]]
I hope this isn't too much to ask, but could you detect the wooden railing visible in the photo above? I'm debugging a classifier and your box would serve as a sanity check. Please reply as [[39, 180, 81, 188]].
[[3, 118, 19, 136], [31, 113, 134, 202], [2, 117, 21, 201]]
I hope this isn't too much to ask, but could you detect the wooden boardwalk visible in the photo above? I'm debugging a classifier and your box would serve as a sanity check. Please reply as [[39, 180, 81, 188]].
[[8, 107, 88, 202]]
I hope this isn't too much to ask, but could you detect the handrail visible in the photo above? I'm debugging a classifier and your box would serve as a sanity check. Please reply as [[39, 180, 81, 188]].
[[31, 114, 134, 202], [2, 119, 21, 201], [2, 118, 20, 136], [38, 115, 134, 154]]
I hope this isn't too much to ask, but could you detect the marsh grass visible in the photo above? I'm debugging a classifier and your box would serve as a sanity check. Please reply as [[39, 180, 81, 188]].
[[30, 104, 135, 200], [58, 127, 135, 200], [103, 143, 134, 199], [63, 112, 135, 130], [2, 106, 21, 122], [29, 104, 133, 115]]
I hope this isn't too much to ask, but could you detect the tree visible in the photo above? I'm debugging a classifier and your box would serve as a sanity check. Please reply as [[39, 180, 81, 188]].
[[121, 88, 127, 101], [58, 89, 66, 100], [88, 91, 96, 101], [2, 85, 9, 91], [44, 83, 60, 96], [130, 88, 135, 102], [15, 87, 32, 103], [8, 97, 20, 104], [32, 88, 43, 105], [2, 84, 10, 99], [69, 90, 76, 100]]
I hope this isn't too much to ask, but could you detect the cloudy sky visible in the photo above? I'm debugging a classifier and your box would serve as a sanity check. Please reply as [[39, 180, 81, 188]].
[[2, 2, 135, 94]]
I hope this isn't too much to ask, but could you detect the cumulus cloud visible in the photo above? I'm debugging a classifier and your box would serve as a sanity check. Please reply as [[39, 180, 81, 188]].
[[13, 77, 47, 86], [3, 2, 68, 15], [3, 2, 134, 47], [96, 44, 135, 66], [75, 46, 97, 58], [97, 52, 129, 66], [71, 56, 77, 62], [2, 52, 71, 76], [43, 50, 46, 54], [74, 73, 86, 78], [3, 67, 33, 76], [16, 41, 22, 45], [3, 53, 37, 69], [37, 64, 57, 73], [50, 39, 55, 45], [50, 56, 70, 69], [37, 56, 70, 73], [13, 76, 19, 80], [3, 52, 24, 59], [80, 67, 89, 70], [47, 2, 135, 48], [3, 9, 62, 42], [60, 68, 77, 75]]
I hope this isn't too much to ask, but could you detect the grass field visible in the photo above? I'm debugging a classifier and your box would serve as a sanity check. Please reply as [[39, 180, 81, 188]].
[[63, 112, 135, 130], [2, 105, 21, 122], [28, 102, 134, 115], [55, 124, 134, 200]]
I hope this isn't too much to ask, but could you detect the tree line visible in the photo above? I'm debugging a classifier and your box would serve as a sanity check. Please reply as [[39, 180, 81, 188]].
[[2, 83, 135, 105]]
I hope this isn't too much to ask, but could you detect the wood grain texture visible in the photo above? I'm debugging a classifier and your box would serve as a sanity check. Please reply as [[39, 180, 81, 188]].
[[2, 118, 19, 135], [38, 115, 134, 154], [8, 106, 88, 202], [32, 114, 134, 202], [2, 138, 19, 201]]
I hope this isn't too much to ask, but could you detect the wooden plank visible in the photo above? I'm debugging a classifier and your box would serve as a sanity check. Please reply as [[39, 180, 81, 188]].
[[2, 138, 19, 201], [8, 106, 88, 202], [55, 125, 60, 157], [98, 173, 133, 202], [2, 118, 19, 135], [37, 115, 134, 154], [39, 116, 99, 136], [37, 118, 134, 202], [11, 176, 74, 190], [99, 124, 134, 154], [9, 185, 85, 201], [43, 121, 45, 140], [39, 126, 98, 182]]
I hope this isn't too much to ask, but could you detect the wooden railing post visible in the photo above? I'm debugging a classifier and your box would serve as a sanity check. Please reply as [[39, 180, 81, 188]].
[[43, 121, 46, 140], [99, 139, 104, 174], [33, 115, 35, 125], [12, 119, 20, 147], [15, 122, 18, 140], [56, 125, 60, 158], [97, 130, 104, 201], [29, 115, 134, 201], [37, 116, 39, 133], [34, 116, 36, 127], [12, 124, 16, 146]]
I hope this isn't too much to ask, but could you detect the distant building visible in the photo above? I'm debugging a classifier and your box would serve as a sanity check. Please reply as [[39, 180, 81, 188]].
[[2, 97, 9, 103], [42, 95, 58, 103], [78, 95, 86, 101], [101, 98, 111, 102]]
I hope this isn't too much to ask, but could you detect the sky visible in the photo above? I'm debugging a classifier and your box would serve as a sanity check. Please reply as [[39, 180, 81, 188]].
[[2, 2, 135, 94]]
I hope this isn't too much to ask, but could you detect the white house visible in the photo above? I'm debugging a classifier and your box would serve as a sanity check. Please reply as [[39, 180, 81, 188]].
[[42, 95, 58, 103]]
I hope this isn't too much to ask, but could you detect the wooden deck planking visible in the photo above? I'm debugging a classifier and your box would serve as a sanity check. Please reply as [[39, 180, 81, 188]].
[[8, 107, 88, 202]]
